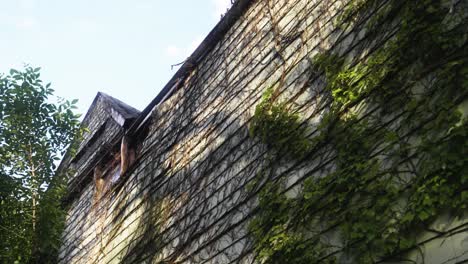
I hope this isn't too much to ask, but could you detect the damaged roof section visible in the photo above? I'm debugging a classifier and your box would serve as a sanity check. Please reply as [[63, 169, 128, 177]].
[[74, 92, 139, 156]]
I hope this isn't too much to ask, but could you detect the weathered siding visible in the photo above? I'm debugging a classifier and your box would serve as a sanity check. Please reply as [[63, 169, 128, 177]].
[[59, 0, 468, 263]]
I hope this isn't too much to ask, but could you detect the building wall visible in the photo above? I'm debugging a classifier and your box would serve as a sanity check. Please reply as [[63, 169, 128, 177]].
[[59, 0, 468, 263]]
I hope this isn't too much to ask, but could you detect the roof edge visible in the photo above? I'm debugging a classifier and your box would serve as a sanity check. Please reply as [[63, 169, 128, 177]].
[[127, 0, 255, 135]]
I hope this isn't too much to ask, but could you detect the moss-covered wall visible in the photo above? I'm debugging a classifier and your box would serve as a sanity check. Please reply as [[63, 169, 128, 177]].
[[59, 0, 468, 263]]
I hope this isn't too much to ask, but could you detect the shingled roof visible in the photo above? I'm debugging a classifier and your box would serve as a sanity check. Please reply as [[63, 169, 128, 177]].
[[99, 92, 139, 117], [97, 92, 140, 128]]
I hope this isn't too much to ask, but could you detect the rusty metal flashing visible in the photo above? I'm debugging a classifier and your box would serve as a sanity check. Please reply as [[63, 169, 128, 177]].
[[127, 0, 255, 136]]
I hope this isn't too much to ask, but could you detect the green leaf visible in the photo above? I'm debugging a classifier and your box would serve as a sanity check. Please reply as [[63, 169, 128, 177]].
[[0, 65, 83, 263]]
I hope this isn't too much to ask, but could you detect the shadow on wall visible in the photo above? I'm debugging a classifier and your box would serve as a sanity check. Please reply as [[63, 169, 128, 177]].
[[107, 106, 249, 263]]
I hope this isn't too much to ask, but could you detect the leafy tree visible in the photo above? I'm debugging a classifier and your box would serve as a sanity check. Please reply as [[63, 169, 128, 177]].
[[0, 66, 81, 263]]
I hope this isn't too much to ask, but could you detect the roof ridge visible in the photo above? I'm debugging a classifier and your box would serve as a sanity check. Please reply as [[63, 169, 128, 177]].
[[97, 91, 140, 114]]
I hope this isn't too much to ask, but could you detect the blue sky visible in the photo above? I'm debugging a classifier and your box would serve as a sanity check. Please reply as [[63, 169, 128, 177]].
[[0, 0, 232, 114]]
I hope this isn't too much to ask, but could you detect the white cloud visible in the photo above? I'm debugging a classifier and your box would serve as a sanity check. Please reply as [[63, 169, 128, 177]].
[[165, 35, 204, 59], [16, 16, 37, 29], [212, 0, 232, 19], [187, 36, 204, 54], [166, 45, 181, 57]]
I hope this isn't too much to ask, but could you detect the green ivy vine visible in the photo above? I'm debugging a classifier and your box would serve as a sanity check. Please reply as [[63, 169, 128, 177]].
[[249, 85, 311, 160], [248, 0, 468, 263]]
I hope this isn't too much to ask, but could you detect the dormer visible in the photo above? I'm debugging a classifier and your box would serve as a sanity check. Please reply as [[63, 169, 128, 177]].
[[58, 92, 140, 205]]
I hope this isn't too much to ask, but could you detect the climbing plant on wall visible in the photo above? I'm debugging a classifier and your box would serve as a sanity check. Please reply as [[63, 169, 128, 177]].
[[248, 0, 468, 263], [250, 85, 311, 160]]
